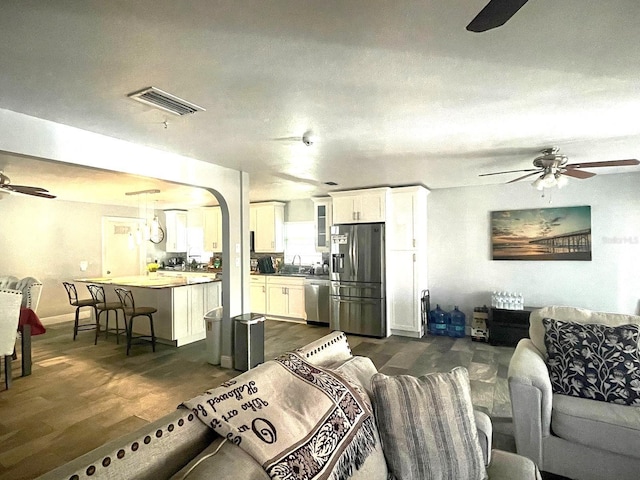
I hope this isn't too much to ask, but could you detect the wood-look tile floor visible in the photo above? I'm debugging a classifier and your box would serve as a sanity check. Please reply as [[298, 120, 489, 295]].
[[0, 321, 519, 479]]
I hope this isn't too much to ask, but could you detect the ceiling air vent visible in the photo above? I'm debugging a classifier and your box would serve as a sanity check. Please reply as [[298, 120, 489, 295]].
[[127, 87, 205, 116]]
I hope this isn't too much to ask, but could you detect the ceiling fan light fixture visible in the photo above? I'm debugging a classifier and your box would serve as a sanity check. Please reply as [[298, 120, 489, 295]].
[[302, 130, 316, 146], [532, 176, 545, 190], [556, 174, 569, 189]]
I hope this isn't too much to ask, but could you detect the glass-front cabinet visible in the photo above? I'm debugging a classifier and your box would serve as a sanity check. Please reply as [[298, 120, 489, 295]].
[[312, 197, 332, 252]]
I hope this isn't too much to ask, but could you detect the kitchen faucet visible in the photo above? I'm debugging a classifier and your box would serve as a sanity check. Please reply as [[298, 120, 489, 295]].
[[292, 254, 302, 272]]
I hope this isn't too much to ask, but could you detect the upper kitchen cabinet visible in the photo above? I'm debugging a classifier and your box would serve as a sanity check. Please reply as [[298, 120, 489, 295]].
[[312, 197, 332, 252], [330, 188, 389, 224], [250, 202, 285, 253], [186, 208, 204, 252], [164, 210, 188, 252], [387, 186, 428, 250], [203, 206, 223, 252]]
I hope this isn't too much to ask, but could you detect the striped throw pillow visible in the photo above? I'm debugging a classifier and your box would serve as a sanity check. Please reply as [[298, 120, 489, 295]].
[[371, 367, 487, 480]]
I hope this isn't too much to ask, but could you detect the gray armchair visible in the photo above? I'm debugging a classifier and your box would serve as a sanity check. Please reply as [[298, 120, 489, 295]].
[[508, 306, 640, 480]]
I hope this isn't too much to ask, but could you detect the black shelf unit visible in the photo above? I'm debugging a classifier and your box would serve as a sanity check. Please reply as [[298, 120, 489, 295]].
[[488, 306, 538, 347]]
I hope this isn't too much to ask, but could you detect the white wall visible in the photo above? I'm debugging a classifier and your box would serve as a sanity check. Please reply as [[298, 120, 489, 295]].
[[0, 195, 138, 318], [427, 172, 640, 322]]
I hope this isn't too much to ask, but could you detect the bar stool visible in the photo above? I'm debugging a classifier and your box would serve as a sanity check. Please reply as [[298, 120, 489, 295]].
[[63, 282, 99, 344], [114, 288, 156, 355], [87, 284, 126, 345]]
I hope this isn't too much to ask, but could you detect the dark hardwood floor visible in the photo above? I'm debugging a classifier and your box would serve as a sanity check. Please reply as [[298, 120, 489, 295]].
[[0, 319, 550, 479]]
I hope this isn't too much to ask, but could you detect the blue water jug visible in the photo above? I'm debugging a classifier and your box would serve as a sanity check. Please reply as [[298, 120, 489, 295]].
[[429, 304, 449, 336], [448, 306, 466, 338]]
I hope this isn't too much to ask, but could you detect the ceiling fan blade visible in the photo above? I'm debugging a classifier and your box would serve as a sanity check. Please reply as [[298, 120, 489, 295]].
[[562, 169, 596, 179], [270, 136, 301, 142], [479, 168, 538, 177], [8, 184, 49, 192], [565, 159, 640, 169], [23, 190, 57, 199], [8, 185, 56, 198], [507, 171, 540, 183], [466, 0, 529, 32]]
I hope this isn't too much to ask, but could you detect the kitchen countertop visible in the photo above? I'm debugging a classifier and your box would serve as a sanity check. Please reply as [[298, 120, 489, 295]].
[[75, 275, 220, 289]]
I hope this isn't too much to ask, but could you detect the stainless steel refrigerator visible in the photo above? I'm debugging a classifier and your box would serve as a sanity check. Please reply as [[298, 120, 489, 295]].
[[329, 223, 386, 337]]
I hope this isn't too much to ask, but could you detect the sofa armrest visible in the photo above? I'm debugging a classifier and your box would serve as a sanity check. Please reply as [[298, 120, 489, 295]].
[[474, 410, 492, 466], [36, 408, 215, 480], [507, 338, 553, 467], [486, 449, 542, 480]]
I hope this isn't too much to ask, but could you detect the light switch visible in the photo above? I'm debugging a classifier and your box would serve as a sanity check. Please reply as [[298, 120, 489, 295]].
[[235, 257, 240, 267], [236, 243, 241, 253]]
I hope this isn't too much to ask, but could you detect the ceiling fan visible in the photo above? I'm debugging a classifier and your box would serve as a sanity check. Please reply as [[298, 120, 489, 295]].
[[479, 147, 640, 190], [0, 171, 56, 199], [271, 130, 317, 146], [467, 0, 529, 32]]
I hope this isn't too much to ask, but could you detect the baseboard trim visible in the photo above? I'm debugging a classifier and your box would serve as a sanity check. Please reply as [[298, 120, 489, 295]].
[[41, 312, 90, 325]]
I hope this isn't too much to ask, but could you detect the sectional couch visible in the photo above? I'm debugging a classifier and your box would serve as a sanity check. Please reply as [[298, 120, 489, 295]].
[[38, 331, 540, 480]]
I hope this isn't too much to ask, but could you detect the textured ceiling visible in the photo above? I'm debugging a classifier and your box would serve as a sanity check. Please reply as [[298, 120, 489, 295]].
[[1, 1, 640, 207]]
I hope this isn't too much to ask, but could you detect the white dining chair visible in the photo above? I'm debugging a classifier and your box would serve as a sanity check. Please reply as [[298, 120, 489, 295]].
[[14, 277, 43, 313], [0, 288, 23, 389]]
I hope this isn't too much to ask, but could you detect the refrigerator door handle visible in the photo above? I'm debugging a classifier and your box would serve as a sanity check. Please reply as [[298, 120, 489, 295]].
[[333, 297, 380, 305], [352, 226, 358, 278]]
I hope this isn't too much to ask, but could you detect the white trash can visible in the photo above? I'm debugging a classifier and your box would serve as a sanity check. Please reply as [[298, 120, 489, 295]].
[[204, 307, 223, 365]]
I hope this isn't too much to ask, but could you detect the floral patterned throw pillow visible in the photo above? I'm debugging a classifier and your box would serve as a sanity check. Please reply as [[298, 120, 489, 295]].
[[543, 318, 640, 405]]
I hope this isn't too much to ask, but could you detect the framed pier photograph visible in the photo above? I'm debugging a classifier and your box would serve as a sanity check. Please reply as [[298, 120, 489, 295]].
[[491, 206, 592, 261]]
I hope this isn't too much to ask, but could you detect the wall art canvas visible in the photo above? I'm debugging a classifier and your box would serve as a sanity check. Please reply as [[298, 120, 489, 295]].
[[491, 206, 592, 261]]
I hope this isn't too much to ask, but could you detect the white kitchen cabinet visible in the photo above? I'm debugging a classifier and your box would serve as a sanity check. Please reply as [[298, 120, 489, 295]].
[[250, 275, 267, 314], [330, 188, 388, 224], [312, 197, 332, 252], [186, 208, 204, 253], [387, 185, 429, 338], [203, 206, 223, 252], [251, 202, 285, 252], [164, 210, 188, 252], [265, 276, 305, 320], [124, 280, 221, 347], [388, 186, 427, 250], [387, 250, 423, 336], [172, 284, 204, 341]]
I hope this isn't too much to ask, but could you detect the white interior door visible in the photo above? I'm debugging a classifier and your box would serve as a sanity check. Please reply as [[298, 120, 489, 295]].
[[102, 217, 145, 277]]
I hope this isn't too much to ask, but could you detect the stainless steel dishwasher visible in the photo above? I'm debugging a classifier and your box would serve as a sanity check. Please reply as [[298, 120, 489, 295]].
[[304, 277, 331, 326]]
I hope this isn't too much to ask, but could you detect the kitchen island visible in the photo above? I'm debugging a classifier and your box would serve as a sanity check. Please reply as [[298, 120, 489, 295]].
[[75, 275, 221, 347]]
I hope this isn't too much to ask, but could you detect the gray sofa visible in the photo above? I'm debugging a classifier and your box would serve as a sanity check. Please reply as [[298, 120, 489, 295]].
[[508, 306, 640, 480], [38, 331, 540, 479]]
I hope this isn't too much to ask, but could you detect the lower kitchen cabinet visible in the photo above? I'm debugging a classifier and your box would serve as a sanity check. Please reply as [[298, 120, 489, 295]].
[[388, 250, 424, 337], [264, 276, 306, 320], [250, 275, 267, 314], [125, 280, 221, 347]]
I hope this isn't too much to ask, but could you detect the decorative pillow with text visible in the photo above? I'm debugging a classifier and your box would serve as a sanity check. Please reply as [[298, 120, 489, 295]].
[[543, 317, 640, 405]]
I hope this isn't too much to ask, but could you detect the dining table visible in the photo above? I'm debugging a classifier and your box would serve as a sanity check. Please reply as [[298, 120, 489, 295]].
[[17, 307, 46, 376]]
